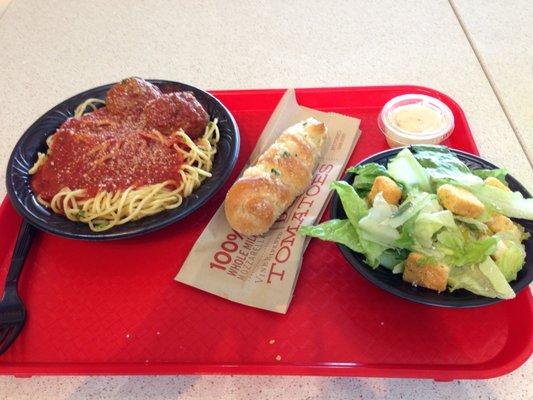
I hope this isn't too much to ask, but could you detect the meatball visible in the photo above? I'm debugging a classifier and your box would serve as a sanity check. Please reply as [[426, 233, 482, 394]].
[[142, 92, 209, 138], [368, 176, 402, 205], [106, 77, 161, 116], [437, 184, 485, 218]]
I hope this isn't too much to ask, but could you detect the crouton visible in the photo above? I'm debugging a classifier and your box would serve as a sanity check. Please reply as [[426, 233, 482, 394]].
[[487, 213, 514, 233], [485, 177, 511, 192], [368, 176, 402, 205], [402, 252, 450, 292], [437, 184, 485, 218], [486, 213, 521, 238]]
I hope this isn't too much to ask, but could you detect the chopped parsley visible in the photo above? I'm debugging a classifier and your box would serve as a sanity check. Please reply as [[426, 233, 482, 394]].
[[94, 220, 109, 227], [281, 151, 291, 158], [271, 168, 281, 176]]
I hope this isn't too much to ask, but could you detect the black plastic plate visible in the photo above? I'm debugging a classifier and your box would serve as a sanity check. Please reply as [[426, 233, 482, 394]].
[[330, 147, 533, 307], [6, 80, 240, 240]]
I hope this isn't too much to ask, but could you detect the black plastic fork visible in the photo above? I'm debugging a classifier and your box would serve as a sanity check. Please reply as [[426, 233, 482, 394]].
[[0, 220, 36, 355]]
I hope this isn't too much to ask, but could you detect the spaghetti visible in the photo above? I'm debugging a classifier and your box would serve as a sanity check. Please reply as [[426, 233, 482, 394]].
[[29, 78, 219, 232]]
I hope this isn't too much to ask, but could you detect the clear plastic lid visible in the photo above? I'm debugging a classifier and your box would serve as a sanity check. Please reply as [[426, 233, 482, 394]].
[[378, 94, 454, 147]]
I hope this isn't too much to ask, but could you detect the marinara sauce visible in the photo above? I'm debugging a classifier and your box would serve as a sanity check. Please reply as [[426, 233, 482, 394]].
[[31, 78, 209, 201]]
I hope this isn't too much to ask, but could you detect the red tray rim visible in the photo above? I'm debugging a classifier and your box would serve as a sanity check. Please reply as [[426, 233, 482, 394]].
[[1, 84, 531, 380], [210, 84, 479, 153]]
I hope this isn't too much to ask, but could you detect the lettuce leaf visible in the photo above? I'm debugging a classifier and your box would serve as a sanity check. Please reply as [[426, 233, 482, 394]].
[[468, 184, 533, 220], [454, 216, 490, 232], [387, 148, 431, 192], [413, 210, 456, 248], [494, 242, 525, 282], [472, 168, 508, 183], [411, 145, 483, 186], [347, 163, 392, 196], [329, 181, 386, 267], [448, 257, 515, 299], [330, 181, 368, 225], [436, 229, 497, 266], [298, 219, 363, 253], [388, 191, 436, 228], [492, 232, 526, 282], [395, 214, 417, 248], [358, 193, 400, 247], [378, 248, 409, 270], [392, 262, 405, 274]]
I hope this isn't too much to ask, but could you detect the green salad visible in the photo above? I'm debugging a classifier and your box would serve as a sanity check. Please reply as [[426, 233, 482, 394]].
[[299, 145, 532, 299]]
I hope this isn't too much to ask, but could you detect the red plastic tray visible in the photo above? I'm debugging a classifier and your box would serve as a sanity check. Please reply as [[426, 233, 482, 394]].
[[0, 86, 531, 380]]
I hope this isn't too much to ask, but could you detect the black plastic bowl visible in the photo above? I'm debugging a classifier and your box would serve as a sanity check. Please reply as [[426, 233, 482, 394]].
[[330, 147, 533, 307], [6, 80, 240, 240]]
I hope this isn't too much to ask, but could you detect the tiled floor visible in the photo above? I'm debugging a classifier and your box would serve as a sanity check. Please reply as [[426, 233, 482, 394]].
[[452, 0, 533, 162], [0, 0, 10, 18]]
